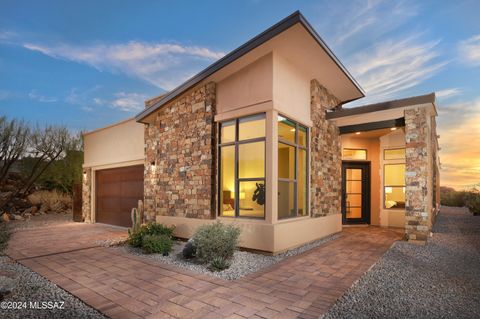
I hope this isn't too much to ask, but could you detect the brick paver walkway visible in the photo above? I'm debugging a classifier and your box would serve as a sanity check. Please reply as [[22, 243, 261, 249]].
[[7, 223, 401, 318]]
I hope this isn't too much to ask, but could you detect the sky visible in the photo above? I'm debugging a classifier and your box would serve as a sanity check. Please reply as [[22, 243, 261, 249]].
[[0, 0, 479, 189]]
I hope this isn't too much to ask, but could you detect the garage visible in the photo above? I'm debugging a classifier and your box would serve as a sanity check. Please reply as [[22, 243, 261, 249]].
[[95, 165, 144, 227]]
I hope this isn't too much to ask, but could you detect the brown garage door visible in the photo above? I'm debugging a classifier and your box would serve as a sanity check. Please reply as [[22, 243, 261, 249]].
[[96, 165, 144, 227]]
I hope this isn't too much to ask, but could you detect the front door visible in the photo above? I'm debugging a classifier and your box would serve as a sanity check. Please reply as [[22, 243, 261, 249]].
[[342, 162, 370, 224]]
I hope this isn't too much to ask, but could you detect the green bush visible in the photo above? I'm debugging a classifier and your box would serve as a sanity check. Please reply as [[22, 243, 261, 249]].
[[128, 222, 175, 248], [192, 222, 240, 263], [209, 256, 231, 271], [440, 187, 467, 207], [466, 189, 480, 215], [142, 234, 173, 254]]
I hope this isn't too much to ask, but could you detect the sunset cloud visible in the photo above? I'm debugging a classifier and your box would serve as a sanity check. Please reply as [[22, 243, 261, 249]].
[[437, 97, 480, 189]]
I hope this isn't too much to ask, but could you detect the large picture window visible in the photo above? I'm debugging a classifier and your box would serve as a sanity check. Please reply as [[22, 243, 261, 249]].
[[219, 114, 265, 218], [278, 115, 308, 219], [384, 163, 405, 209]]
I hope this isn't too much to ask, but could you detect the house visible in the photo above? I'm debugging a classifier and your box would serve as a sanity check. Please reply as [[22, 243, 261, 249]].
[[82, 11, 440, 253]]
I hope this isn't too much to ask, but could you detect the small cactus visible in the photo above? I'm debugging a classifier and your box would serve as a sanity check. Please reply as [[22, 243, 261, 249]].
[[130, 200, 144, 233]]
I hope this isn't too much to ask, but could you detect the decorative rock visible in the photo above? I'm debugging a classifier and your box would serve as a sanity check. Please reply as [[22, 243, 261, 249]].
[[1, 213, 9, 222], [0, 275, 16, 299]]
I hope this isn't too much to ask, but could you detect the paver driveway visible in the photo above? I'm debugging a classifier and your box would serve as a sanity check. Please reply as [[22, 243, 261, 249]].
[[7, 222, 401, 318]]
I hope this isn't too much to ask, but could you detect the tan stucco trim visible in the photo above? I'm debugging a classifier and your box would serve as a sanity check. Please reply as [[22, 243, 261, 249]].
[[156, 213, 341, 253], [82, 117, 136, 136], [214, 100, 273, 122], [83, 158, 144, 170]]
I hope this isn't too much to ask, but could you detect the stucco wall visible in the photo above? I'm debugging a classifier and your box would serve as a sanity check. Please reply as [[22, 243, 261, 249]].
[[216, 53, 273, 115], [273, 52, 311, 125], [83, 118, 145, 168]]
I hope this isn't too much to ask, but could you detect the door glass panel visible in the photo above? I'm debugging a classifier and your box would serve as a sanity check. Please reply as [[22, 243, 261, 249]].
[[346, 207, 362, 218], [345, 167, 364, 220], [239, 181, 265, 218], [346, 180, 362, 193], [347, 194, 362, 207], [346, 168, 362, 180]]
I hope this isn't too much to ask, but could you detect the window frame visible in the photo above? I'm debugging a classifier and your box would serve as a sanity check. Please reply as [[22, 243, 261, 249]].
[[277, 114, 309, 220], [342, 148, 368, 160], [383, 148, 406, 160], [218, 113, 266, 219], [383, 163, 406, 210]]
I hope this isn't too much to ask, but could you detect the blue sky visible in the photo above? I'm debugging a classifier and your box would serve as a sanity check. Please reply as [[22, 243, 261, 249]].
[[1, 0, 479, 188]]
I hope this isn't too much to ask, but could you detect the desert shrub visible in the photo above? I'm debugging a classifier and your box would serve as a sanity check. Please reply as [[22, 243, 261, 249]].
[[465, 189, 480, 215], [182, 240, 196, 259], [142, 234, 173, 254], [192, 222, 240, 263], [209, 256, 231, 271], [0, 223, 10, 253], [440, 187, 467, 207], [127, 222, 175, 248], [27, 190, 72, 212]]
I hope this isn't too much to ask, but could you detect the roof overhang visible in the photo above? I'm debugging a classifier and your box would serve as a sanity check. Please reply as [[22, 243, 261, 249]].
[[136, 11, 365, 123], [327, 93, 437, 127]]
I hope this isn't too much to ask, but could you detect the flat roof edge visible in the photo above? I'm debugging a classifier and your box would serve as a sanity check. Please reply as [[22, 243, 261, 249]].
[[326, 93, 436, 120], [136, 11, 364, 123]]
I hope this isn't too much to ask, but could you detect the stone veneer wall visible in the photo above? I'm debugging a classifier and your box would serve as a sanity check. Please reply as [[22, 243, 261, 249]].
[[144, 83, 216, 221], [82, 168, 92, 222], [405, 107, 430, 241], [310, 79, 342, 217]]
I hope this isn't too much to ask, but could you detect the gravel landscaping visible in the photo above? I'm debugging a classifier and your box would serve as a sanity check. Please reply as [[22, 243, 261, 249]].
[[117, 232, 341, 280], [322, 206, 480, 319]]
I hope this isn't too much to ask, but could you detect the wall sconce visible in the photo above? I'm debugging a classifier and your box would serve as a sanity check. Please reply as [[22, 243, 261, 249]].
[[83, 171, 87, 179]]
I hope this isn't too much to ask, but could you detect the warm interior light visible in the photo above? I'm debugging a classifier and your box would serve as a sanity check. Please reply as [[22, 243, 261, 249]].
[[239, 192, 246, 200], [355, 132, 361, 135], [385, 187, 393, 194], [290, 128, 296, 132], [391, 127, 397, 131], [403, 187, 406, 193]]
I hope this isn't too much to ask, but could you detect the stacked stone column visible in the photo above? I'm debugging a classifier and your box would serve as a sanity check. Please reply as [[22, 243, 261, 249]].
[[405, 107, 430, 241]]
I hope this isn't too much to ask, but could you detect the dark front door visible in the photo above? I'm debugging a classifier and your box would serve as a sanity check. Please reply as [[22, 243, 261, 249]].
[[342, 162, 370, 224]]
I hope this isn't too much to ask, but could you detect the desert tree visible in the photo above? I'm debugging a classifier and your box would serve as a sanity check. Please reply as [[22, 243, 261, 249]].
[[0, 116, 29, 183]]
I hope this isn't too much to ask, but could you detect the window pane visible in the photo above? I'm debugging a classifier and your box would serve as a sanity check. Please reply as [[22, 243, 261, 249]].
[[278, 143, 295, 179], [385, 186, 406, 209], [220, 120, 235, 144], [384, 148, 406, 160], [239, 114, 265, 141], [346, 168, 362, 180], [239, 142, 265, 178], [347, 194, 362, 207], [278, 116, 295, 143], [385, 164, 405, 186], [298, 149, 308, 216], [298, 125, 307, 147], [346, 180, 362, 193], [342, 149, 367, 160], [239, 181, 265, 218], [278, 181, 295, 219], [220, 146, 235, 217]]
